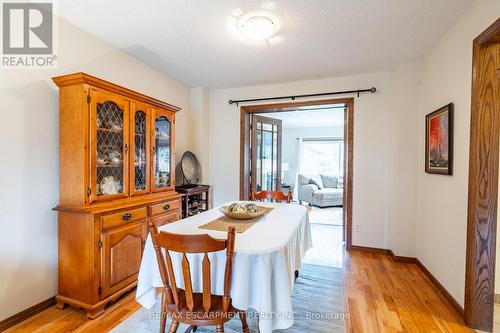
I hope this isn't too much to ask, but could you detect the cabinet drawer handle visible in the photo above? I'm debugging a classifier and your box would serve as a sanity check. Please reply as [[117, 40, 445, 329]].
[[163, 204, 170, 210], [122, 213, 133, 221]]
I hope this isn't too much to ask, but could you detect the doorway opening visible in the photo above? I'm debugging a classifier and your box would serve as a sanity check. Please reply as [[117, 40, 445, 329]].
[[239, 98, 354, 254]]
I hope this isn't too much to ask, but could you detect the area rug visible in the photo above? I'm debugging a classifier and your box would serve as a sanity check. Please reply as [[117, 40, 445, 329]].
[[111, 264, 346, 333], [308, 206, 343, 226]]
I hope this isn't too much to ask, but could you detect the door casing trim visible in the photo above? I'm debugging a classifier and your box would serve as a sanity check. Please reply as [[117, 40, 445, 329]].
[[239, 98, 354, 250], [464, 17, 500, 332]]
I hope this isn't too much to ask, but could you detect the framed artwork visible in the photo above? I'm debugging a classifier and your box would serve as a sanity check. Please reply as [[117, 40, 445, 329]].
[[425, 103, 453, 175]]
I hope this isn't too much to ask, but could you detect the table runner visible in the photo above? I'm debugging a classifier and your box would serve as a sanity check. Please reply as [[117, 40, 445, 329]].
[[198, 206, 273, 233], [136, 202, 312, 333]]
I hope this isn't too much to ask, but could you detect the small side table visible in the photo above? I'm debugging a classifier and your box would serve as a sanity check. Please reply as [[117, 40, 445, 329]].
[[175, 185, 210, 218]]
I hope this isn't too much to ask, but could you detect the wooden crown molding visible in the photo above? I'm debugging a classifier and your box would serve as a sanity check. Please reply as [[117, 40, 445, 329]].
[[240, 98, 354, 113], [473, 17, 500, 44], [52, 72, 182, 113]]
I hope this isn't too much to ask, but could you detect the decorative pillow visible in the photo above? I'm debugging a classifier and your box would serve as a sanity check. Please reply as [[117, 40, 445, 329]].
[[321, 175, 338, 188], [298, 174, 310, 185], [309, 175, 324, 189]]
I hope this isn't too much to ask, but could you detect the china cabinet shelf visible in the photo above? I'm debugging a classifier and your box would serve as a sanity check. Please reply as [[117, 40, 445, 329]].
[[52, 72, 182, 320], [97, 163, 123, 168], [97, 127, 123, 133]]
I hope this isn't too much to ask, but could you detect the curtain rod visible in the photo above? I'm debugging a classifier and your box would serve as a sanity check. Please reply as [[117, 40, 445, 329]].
[[228, 87, 376, 106]]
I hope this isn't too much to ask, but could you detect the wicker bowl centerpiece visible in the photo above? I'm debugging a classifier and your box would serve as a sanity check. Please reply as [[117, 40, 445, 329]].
[[219, 202, 266, 220]]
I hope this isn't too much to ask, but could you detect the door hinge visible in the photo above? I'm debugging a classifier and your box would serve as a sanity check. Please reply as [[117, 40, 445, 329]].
[[98, 286, 102, 296], [142, 240, 146, 248], [87, 95, 91, 103], [98, 240, 103, 249], [86, 187, 92, 196]]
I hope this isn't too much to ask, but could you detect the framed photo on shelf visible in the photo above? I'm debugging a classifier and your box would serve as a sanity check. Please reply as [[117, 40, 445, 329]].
[[425, 103, 453, 175]]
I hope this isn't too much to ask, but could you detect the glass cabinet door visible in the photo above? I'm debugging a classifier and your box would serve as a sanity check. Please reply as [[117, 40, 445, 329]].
[[130, 101, 150, 195], [152, 109, 173, 191], [90, 89, 129, 201], [251, 115, 282, 193]]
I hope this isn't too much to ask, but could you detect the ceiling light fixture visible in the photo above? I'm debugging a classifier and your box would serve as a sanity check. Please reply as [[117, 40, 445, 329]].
[[238, 14, 277, 41]]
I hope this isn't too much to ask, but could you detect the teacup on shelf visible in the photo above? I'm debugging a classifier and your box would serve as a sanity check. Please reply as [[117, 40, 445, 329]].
[[108, 151, 122, 164], [105, 119, 123, 130], [97, 154, 107, 165], [110, 123, 122, 131]]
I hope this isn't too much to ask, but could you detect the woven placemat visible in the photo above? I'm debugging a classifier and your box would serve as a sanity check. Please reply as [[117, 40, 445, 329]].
[[199, 207, 273, 233]]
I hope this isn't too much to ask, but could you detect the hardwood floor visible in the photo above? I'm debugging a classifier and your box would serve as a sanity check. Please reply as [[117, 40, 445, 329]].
[[5, 249, 473, 332], [303, 224, 344, 267], [344, 251, 472, 332], [4, 292, 141, 333]]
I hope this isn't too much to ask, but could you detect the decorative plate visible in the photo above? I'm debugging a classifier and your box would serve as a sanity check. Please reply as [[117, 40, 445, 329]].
[[181, 151, 201, 185], [100, 176, 120, 195]]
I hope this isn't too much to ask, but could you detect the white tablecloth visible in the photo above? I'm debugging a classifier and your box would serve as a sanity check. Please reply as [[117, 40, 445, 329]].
[[136, 202, 312, 333]]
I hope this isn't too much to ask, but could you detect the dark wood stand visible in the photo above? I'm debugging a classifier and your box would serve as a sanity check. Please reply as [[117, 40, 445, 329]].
[[175, 185, 210, 218]]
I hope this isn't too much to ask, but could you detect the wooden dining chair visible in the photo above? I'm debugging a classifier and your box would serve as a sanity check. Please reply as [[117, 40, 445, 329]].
[[149, 222, 249, 333], [251, 189, 292, 203]]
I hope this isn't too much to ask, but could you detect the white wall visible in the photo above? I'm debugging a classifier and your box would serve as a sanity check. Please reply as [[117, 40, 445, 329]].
[[189, 87, 210, 184], [416, 0, 500, 307], [281, 126, 344, 185], [207, 72, 400, 249], [387, 63, 421, 257], [0, 18, 191, 320]]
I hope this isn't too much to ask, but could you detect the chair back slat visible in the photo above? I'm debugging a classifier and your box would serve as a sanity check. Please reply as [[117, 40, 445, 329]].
[[252, 190, 292, 203], [164, 250, 180, 308], [149, 224, 236, 316], [181, 254, 194, 311], [202, 253, 211, 312], [149, 221, 174, 305]]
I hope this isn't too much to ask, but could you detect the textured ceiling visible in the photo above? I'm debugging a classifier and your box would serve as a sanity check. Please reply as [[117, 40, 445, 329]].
[[57, 0, 474, 88]]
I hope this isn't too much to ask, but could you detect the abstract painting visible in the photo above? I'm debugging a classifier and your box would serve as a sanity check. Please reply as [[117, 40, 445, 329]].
[[425, 103, 453, 175]]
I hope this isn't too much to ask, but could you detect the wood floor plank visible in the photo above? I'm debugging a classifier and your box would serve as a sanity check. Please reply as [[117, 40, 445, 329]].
[[345, 251, 473, 333]]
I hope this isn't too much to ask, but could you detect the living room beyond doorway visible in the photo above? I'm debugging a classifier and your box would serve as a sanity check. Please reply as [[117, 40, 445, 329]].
[[239, 99, 352, 265]]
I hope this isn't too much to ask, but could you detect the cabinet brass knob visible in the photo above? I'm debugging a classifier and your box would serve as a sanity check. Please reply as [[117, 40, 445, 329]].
[[163, 204, 170, 210], [122, 213, 133, 221]]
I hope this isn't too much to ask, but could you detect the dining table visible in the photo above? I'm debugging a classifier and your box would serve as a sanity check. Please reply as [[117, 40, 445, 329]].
[[135, 202, 313, 333]]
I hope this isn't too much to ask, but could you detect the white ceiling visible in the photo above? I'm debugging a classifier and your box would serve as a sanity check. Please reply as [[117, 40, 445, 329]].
[[264, 107, 344, 128], [57, 0, 474, 88]]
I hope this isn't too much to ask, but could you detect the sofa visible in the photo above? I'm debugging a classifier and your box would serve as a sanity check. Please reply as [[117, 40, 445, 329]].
[[298, 174, 343, 207]]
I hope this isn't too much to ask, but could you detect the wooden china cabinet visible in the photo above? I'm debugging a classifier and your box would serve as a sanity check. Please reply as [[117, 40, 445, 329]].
[[52, 73, 183, 319]]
